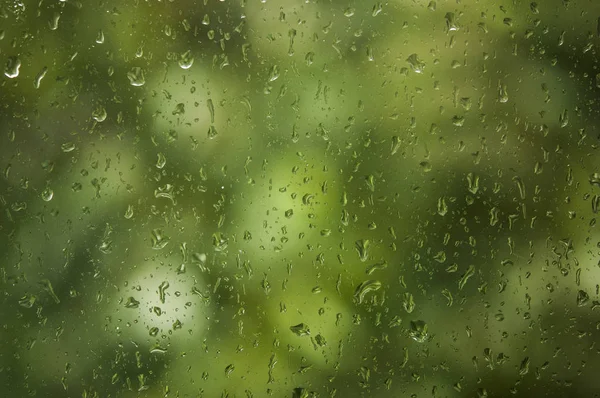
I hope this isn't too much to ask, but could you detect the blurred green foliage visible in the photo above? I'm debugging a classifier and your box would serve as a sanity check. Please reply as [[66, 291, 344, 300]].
[[1, 0, 600, 397]]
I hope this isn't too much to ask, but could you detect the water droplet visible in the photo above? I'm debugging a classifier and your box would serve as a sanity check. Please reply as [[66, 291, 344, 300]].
[[406, 54, 425, 73], [391, 135, 401, 155], [305, 52, 314, 66], [61, 142, 75, 153], [559, 109, 568, 128], [372, 2, 383, 16], [576, 290, 589, 307], [34, 66, 48, 89], [158, 281, 170, 304], [96, 30, 105, 44], [172, 103, 185, 115], [519, 357, 530, 376], [403, 292, 415, 313], [420, 161, 432, 172], [127, 67, 145, 86], [41, 187, 54, 202], [366, 261, 388, 275], [445, 12, 459, 31], [314, 334, 327, 347], [18, 294, 37, 308], [178, 50, 194, 69], [290, 323, 311, 336], [207, 98, 215, 123], [4, 56, 21, 78], [458, 264, 476, 290], [498, 83, 509, 103], [353, 280, 382, 304], [409, 320, 429, 343], [365, 175, 375, 192], [344, 8, 355, 17], [125, 296, 140, 308], [268, 65, 280, 82], [467, 173, 479, 194], [151, 229, 170, 250], [437, 196, 448, 216], [49, 12, 60, 30], [207, 125, 218, 139], [92, 106, 107, 122], [124, 204, 134, 219], [40, 279, 60, 303], [513, 176, 526, 199], [156, 153, 166, 169], [150, 345, 167, 354], [355, 239, 370, 262], [452, 115, 465, 126]]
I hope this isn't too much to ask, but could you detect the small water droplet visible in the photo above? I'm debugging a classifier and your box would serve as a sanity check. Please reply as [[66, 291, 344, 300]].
[[49, 12, 60, 30], [207, 125, 218, 139], [41, 187, 54, 202], [172, 103, 185, 115], [207, 98, 215, 123], [4, 56, 21, 78], [125, 296, 140, 308], [403, 292, 415, 313], [559, 109, 569, 128], [150, 345, 167, 354], [33, 66, 48, 89], [355, 239, 370, 262], [290, 323, 311, 336], [406, 54, 425, 73], [445, 12, 459, 31], [178, 50, 194, 69], [409, 320, 429, 343], [156, 153, 166, 169], [19, 294, 37, 308], [158, 281, 170, 304], [498, 83, 509, 103], [61, 142, 75, 153], [576, 290, 589, 307], [151, 229, 170, 249], [96, 30, 105, 44], [92, 106, 107, 122], [268, 65, 280, 82], [124, 204, 134, 219], [127, 67, 145, 87], [437, 196, 448, 216]]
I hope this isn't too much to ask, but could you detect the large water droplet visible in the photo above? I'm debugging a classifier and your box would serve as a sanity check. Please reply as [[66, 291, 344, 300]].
[[353, 280, 381, 304]]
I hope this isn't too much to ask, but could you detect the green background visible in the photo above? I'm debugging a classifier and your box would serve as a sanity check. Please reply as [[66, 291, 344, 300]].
[[1, 0, 600, 397]]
